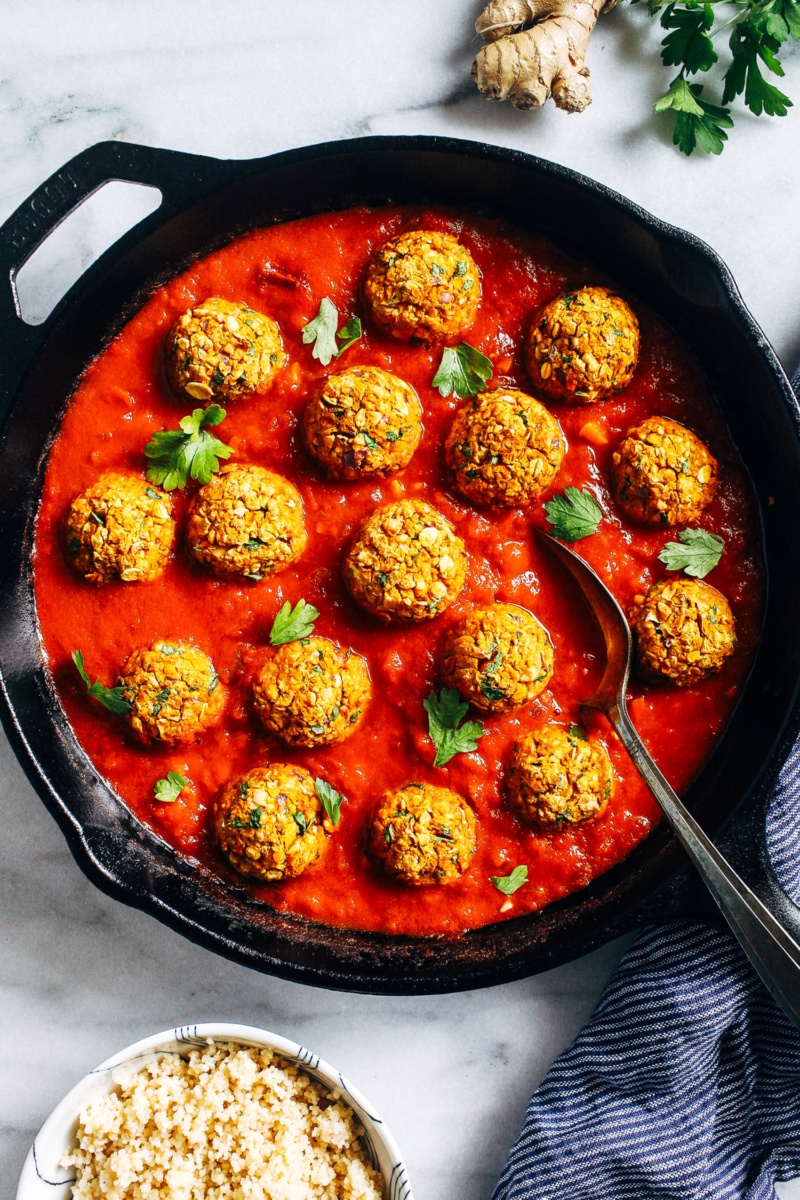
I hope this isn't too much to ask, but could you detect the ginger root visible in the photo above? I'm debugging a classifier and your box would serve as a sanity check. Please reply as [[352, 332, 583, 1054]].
[[472, 0, 619, 113]]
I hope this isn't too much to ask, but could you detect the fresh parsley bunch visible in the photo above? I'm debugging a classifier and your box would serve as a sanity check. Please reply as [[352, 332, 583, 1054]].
[[639, 0, 800, 154]]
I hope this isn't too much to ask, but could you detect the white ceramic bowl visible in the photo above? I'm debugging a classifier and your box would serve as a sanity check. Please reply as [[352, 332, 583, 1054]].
[[16, 1022, 412, 1200]]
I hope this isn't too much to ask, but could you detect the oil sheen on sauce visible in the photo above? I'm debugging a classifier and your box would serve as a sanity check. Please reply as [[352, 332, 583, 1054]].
[[34, 208, 764, 936]]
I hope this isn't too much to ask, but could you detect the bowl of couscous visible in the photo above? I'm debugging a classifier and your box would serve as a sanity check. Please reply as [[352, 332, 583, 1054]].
[[16, 1023, 411, 1200]]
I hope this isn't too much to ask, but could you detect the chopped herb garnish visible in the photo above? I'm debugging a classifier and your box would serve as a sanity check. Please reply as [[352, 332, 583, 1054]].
[[145, 486, 160, 499], [144, 404, 232, 492], [480, 678, 507, 702], [544, 487, 604, 542], [71, 649, 132, 715], [362, 432, 380, 451], [658, 527, 725, 578], [90, 510, 106, 526], [490, 864, 529, 895], [231, 807, 263, 830], [568, 725, 588, 741], [423, 687, 484, 767], [315, 777, 346, 826], [432, 342, 493, 399], [293, 811, 309, 835], [154, 771, 188, 803], [269, 598, 319, 646]]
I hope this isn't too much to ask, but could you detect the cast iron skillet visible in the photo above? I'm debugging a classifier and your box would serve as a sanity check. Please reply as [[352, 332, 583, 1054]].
[[1, 136, 799, 995]]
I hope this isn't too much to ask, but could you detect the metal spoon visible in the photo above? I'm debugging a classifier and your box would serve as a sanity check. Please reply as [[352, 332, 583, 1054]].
[[538, 529, 800, 1029]]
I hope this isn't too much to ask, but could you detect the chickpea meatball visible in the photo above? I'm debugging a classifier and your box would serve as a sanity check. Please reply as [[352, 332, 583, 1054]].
[[508, 725, 614, 830], [119, 640, 225, 744], [344, 499, 467, 623], [445, 389, 566, 507], [214, 764, 327, 882], [369, 783, 477, 886], [364, 231, 480, 342], [442, 603, 554, 714], [632, 577, 736, 686], [611, 416, 718, 527], [526, 286, 640, 403], [66, 473, 174, 584], [303, 366, 423, 480], [187, 464, 307, 580], [165, 297, 284, 403], [253, 636, 371, 748]]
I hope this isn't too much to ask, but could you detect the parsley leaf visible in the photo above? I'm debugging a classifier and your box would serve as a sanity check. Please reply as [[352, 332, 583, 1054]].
[[337, 317, 362, 355], [723, 21, 792, 115], [423, 687, 484, 767], [490, 865, 529, 895], [302, 300, 364, 365], [154, 771, 188, 803], [72, 649, 132, 714], [654, 78, 733, 155], [269, 598, 319, 646], [315, 777, 346, 826], [302, 297, 339, 365], [658, 527, 725, 577], [144, 405, 232, 491], [544, 487, 604, 542], [660, 2, 718, 73], [432, 342, 493, 398]]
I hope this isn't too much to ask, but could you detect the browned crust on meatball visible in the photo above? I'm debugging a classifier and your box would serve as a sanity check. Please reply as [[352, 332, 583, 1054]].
[[445, 389, 566, 507], [253, 636, 371, 748], [631, 577, 736, 686], [508, 725, 614, 829], [119, 640, 225, 744], [214, 763, 327, 882], [611, 416, 718, 527], [344, 499, 468, 622], [368, 782, 477, 886], [187, 464, 307, 579], [526, 286, 640, 404], [165, 296, 285, 403], [364, 231, 480, 342], [442, 603, 554, 714], [303, 365, 423, 480], [66, 473, 174, 584]]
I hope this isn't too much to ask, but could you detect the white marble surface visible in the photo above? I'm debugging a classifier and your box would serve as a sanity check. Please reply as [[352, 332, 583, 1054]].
[[1, 5, 799, 1200]]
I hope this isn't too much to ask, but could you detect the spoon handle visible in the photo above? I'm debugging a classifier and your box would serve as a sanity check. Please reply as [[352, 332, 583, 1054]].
[[608, 700, 800, 1029]]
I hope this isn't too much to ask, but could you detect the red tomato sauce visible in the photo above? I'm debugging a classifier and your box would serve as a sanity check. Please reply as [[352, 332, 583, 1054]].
[[34, 208, 764, 936]]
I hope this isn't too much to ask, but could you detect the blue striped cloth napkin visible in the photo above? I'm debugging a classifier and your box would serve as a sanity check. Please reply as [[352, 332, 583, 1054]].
[[492, 362, 800, 1200]]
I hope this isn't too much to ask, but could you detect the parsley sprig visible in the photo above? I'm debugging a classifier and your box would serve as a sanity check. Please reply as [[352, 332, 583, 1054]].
[[302, 299, 363, 366], [658, 527, 725, 577], [544, 487, 604, 542], [144, 404, 232, 491], [637, 0, 800, 155], [269, 598, 319, 646], [490, 865, 529, 896], [432, 342, 493, 398], [315, 778, 346, 826], [72, 649, 132, 714], [154, 771, 188, 803], [424, 687, 484, 767]]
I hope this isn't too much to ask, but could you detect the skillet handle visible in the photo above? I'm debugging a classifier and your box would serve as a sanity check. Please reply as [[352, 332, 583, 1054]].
[[0, 140, 232, 417]]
